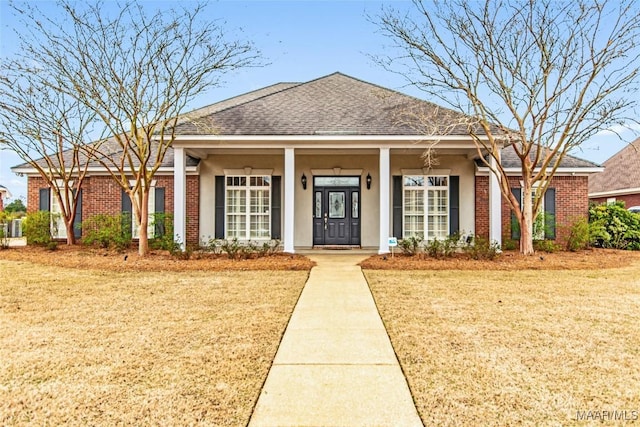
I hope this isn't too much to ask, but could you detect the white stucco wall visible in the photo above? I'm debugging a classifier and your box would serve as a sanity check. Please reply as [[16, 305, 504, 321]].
[[197, 149, 476, 248]]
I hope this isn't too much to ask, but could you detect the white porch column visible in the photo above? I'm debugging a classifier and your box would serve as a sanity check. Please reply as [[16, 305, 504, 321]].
[[173, 146, 187, 250], [489, 155, 503, 247], [379, 147, 390, 254], [283, 147, 295, 253]]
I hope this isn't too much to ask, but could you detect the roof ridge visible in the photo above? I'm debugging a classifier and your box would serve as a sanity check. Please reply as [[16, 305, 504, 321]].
[[602, 137, 640, 165], [179, 81, 303, 121]]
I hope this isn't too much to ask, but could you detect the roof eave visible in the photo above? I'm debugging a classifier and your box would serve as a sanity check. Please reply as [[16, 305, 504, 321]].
[[589, 187, 640, 198], [169, 134, 495, 150], [11, 165, 198, 176], [476, 166, 604, 176]]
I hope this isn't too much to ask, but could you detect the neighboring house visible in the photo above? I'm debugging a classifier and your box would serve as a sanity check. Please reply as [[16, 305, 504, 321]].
[[13, 72, 601, 252], [0, 184, 11, 211], [589, 137, 640, 208]]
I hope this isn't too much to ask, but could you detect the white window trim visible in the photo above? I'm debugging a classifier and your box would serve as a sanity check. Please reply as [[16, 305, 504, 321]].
[[402, 175, 449, 241], [225, 175, 272, 241]]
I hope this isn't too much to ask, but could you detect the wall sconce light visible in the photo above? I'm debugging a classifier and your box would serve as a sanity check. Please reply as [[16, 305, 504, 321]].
[[366, 173, 372, 190], [301, 173, 307, 190]]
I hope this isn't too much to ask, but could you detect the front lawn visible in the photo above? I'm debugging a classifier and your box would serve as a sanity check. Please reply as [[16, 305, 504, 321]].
[[366, 266, 640, 426], [0, 259, 308, 426]]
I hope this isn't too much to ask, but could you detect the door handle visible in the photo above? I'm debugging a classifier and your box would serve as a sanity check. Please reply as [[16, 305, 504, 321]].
[[324, 213, 328, 230]]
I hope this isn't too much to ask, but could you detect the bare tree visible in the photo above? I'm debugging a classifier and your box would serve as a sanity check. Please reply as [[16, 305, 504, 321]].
[[0, 68, 100, 245], [10, 1, 259, 255], [375, 0, 640, 254]]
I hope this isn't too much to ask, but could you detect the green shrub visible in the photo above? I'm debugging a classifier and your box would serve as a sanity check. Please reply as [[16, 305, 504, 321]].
[[221, 238, 242, 259], [425, 238, 443, 258], [0, 226, 7, 250], [463, 235, 501, 260], [22, 211, 53, 246], [533, 239, 560, 253], [425, 234, 459, 259], [588, 202, 640, 249], [399, 235, 423, 256], [81, 213, 132, 251], [201, 237, 222, 254], [565, 216, 591, 251], [257, 239, 281, 256], [149, 213, 174, 250], [204, 238, 281, 259], [502, 238, 518, 251]]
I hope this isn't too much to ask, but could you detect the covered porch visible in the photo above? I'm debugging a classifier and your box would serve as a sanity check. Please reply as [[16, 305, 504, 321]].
[[171, 137, 503, 253]]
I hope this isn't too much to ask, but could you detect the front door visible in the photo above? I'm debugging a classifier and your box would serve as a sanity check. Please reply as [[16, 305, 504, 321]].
[[312, 177, 360, 246]]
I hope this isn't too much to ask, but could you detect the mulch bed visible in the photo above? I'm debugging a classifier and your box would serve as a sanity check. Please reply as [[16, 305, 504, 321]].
[[360, 248, 640, 270], [2, 245, 638, 272], [0, 245, 315, 272]]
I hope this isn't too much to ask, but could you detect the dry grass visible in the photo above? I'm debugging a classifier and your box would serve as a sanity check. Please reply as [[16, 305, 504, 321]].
[[365, 266, 640, 426], [0, 259, 308, 426]]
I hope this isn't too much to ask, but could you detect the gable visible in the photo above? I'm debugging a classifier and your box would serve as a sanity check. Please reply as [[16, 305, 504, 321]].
[[588, 138, 640, 194]]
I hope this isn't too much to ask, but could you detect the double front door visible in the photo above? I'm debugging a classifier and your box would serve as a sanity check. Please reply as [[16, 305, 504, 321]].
[[312, 177, 361, 246]]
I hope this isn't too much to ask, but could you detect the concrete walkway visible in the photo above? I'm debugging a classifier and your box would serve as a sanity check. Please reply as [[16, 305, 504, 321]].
[[249, 253, 423, 427]]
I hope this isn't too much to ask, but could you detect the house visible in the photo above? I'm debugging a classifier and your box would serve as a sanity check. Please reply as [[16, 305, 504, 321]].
[[0, 184, 10, 211], [13, 72, 601, 252], [589, 137, 640, 208]]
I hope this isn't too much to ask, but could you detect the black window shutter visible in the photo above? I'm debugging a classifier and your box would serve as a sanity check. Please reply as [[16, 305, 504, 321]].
[[544, 188, 556, 240], [511, 187, 521, 240], [154, 187, 165, 237], [121, 189, 132, 237], [449, 176, 459, 235], [271, 176, 281, 240], [73, 189, 82, 239], [215, 176, 225, 239], [392, 176, 403, 238], [39, 188, 51, 211]]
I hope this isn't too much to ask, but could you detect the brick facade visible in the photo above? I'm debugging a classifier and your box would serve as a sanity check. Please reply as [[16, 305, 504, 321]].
[[475, 175, 589, 246], [590, 194, 640, 209], [28, 172, 587, 249], [27, 174, 200, 246]]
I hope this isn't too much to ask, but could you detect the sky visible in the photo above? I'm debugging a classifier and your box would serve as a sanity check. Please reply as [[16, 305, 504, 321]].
[[0, 0, 637, 204]]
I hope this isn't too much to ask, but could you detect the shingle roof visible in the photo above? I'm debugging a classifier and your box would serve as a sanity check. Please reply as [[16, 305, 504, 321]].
[[495, 145, 600, 169], [588, 137, 640, 193], [12, 139, 199, 171], [174, 72, 490, 136]]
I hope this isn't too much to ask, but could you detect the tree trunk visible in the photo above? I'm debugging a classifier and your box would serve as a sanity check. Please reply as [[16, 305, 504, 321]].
[[137, 189, 150, 257], [520, 182, 535, 255], [64, 217, 76, 245]]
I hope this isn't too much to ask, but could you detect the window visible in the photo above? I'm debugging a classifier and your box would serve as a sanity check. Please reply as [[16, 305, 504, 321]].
[[403, 175, 448, 240], [226, 175, 271, 239]]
